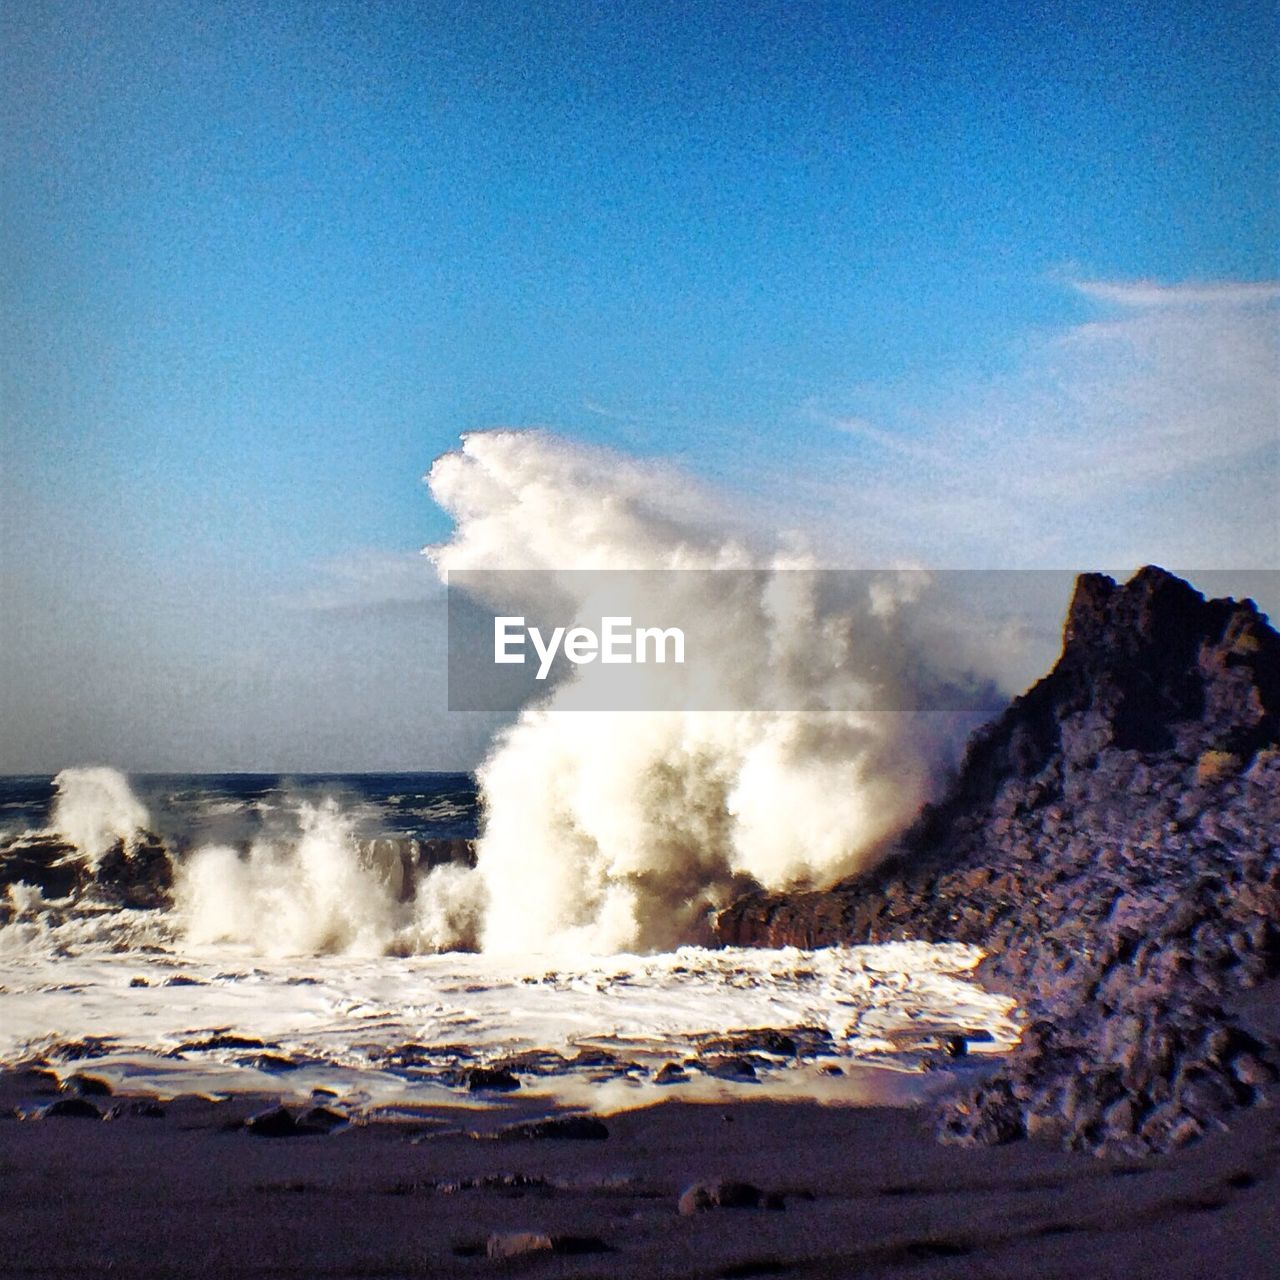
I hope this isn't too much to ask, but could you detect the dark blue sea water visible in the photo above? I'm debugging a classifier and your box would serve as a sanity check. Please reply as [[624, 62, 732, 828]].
[[0, 772, 479, 849]]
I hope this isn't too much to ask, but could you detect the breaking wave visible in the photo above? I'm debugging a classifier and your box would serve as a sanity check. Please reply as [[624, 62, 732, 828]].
[[49, 766, 151, 869], [425, 431, 1002, 955], [175, 799, 482, 957], [3, 433, 1011, 959]]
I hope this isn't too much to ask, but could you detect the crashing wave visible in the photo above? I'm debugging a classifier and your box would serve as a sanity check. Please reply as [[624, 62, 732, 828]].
[[0, 770, 478, 957], [424, 431, 1004, 954]]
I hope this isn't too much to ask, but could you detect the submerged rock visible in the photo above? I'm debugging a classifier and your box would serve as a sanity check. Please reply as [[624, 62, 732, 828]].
[[495, 1114, 609, 1141], [678, 1179, 768, 1214], [42, 1097, 102, 1120], [465, 1066, 521, 1093]]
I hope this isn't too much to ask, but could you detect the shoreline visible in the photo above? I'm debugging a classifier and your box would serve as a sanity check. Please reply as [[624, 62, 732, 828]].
[[4, 1085, 1279, 1278], [0, 938, 1017, 1116]]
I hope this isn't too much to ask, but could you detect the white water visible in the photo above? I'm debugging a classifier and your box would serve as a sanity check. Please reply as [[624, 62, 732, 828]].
[[0, 434, 1026, 1106], [0, 925, 1017, 1108], [2, 766, 1020, 1109], [175, 799, 482, 957], [426, 430, 998, 954], [48, 766, 150, 868]]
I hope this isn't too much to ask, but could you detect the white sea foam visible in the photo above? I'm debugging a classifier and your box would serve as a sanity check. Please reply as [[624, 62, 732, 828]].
[[0, 934, 1017, 1105], [4, 881, 45, 918]]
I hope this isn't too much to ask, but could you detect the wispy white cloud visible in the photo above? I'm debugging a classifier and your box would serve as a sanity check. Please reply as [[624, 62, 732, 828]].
[[581, 399, 643, 423], [812, 409, 948, 466], [1070, 278, 1280, 308], [282, 550, 444, 612], [787, 279, 1279, 570]]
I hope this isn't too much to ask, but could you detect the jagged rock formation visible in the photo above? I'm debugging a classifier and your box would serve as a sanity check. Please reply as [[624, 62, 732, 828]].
[[717, 566, 1280, 1155], [0, 832, 174, 914]]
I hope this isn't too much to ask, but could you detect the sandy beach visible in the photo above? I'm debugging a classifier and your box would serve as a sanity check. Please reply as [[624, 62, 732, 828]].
[[4, 1078, 1280, 1280]]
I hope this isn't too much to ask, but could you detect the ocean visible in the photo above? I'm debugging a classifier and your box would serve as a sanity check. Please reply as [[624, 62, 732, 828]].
[[0, 769, 1017, 1112], [0, 771, 481, 849]]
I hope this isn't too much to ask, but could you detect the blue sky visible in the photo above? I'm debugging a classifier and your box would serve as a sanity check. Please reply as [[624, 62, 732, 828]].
[[2, 0, 1276, 770]]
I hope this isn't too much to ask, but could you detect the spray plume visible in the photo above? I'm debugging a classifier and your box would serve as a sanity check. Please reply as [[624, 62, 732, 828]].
[[426, 430, 993, 955], [49, 766, 151, 869]]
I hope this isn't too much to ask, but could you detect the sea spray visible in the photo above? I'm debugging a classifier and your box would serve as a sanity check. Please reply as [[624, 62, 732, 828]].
[[176, 798, 483, 957], [2, 772, 484, 958], [426, 431, 1002, 955], [16, 438, 1006, 960], [49, 766, 151, 868]]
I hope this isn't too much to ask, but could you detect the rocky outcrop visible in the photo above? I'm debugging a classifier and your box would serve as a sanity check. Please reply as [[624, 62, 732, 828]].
[[717, 567, 1280, 1155], [0, 831, 174, 914], [88, 834, 174, 908], [0, 830, 475, 923]]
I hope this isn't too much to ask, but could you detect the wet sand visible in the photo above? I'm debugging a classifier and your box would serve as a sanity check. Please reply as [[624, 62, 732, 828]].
[[3, 1083, 1280, 1279]]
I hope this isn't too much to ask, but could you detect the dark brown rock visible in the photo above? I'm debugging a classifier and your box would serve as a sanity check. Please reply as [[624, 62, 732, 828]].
[[701, 1055, 759, 1081], [716, 568, 1280, 1156], [245, 1106, 298, 1138], [42, 1097, 102, 1120], [63, 1073, 112, 1097], [464, 1066, 520, 1093], [495, 1114, 608, 1141], [678, 1179, 764, 1214], [297, 1105, 347, 1133]]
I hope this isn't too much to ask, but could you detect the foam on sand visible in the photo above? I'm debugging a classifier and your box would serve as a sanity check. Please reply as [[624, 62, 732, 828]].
[[0, 935, 1017, 1107]]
